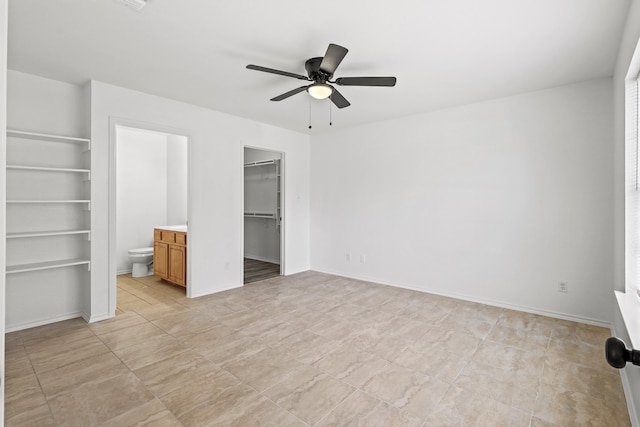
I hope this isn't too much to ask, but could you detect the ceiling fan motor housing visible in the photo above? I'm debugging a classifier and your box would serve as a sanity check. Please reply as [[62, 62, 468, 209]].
[[305, 57, 331, 82]]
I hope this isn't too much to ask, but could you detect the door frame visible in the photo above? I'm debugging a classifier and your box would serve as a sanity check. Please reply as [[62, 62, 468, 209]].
[[108, 117, 192, 312], [242, 145, 286, 277]]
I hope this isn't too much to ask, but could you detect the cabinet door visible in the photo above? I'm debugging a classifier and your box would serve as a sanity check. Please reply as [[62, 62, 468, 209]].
[[154, 241, 169, 278], [168, 244, 186, 287]]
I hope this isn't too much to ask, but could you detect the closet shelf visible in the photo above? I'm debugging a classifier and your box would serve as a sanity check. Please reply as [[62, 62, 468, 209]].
[[7, 200, 91, 210], [7, 229, 91, 239], [244, 212, 276, 219], [244, 159, 277, 168], [7, 129, 90, 144], [7, 165, 91, 174], [6, 258, 91, 274]]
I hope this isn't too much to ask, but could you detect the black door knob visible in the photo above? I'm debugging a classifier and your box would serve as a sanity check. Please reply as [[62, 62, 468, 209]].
[[606, 337, 640, 368]]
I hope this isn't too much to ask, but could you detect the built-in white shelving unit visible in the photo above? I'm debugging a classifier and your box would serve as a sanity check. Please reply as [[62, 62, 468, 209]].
[[5, 129, 91, 275]]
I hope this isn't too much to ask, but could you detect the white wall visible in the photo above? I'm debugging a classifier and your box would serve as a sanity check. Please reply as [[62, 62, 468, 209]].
[[90, 80, 310, 319], [5, 70, 90, 330], [116, 127, 169, 274], [167, 134, 188, 225], [311, 78, 614, 325], [244, 147, 281, 264]]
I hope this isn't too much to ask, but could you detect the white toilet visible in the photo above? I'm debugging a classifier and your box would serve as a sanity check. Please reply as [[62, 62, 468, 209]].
[[128, 247, 154, 277]]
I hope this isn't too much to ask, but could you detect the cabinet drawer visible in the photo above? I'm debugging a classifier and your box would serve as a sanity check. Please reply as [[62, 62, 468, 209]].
[[176, 232, 186, 245], [154, 229, 162, 240], [161, 231, 176, 243]]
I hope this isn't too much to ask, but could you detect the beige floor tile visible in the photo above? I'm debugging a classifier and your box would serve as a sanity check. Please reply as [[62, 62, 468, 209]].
[[150, 311, 219, 337], [472, 340, 546, 379], [426, 385, 530, 426], [132, 300, 191, 321], [4, 403, 56, 427], [316, 390, 422, 427], [314, 346, 389, 388], [362, 363, 449, 420], [133, 350, 219, 397], [198, 332, 268, 363], [223, 347, 305, 392], [377, 316, 430, 341], [551, 320, 610, 347], [110, 333, 189, 371], [12, 317, 87, 346], [534, 383, 631, 427], [100, 398, 182, 427], [22, 325, 96, 353], [546, 338, 611, 372], [263, 364, 355, 425], [454, 360, 539, 412], [179, 383, 305, 426], [434, 313, 494, 339], [393, 345, 467, 384], [160, 369, 240, 418], [5, 272, 631, 426], [4, 372, 47, 421], [541, 360, 622, 401], [410, 326, 481, 355], [27, 335, 111, 375], [87, 310, 149, 335], [47, 372, 156, 427], [497, 309, 554, 335], [37, 351, 129, 399], [486, 324, 550, 351], [99, 321, 168, 351]]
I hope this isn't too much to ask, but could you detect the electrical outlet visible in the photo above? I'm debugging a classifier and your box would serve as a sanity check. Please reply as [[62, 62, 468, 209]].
[[346, 253, 351, 262], [558, 282, 568, 293]]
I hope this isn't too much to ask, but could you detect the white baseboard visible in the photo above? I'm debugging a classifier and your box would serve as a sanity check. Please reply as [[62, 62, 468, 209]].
[[84, 312, 114, 323], [244, 254, 280, 265], [6, 312, 86, 333], [310, 267, 610, 328], [117, 269, 132, 275]]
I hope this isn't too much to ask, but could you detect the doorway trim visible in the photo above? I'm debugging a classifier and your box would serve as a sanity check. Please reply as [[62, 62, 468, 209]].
[[242, 145, 286, 280], [108, 117, 192, 314]]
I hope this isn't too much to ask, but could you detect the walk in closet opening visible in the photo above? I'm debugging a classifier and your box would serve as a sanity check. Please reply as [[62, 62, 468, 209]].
[[243, 147, 284, 284]]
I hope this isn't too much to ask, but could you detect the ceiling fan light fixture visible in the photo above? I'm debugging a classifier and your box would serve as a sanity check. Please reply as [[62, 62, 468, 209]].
[[307, 83, 333, 100]]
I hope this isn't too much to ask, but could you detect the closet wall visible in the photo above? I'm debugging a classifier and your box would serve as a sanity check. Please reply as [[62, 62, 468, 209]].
[[244, 147, 281, 265]]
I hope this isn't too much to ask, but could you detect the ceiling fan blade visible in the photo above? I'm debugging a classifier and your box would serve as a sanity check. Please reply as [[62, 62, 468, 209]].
[[270, 85, 310, 101], [335, 77, 397, 87], [247, 64, 309, 81], [330, 88, 351, 109], [319, 44, 348, 75]]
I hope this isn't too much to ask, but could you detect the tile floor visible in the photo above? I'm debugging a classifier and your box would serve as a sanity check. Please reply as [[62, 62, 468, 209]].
[[4, 271, 631, 426]]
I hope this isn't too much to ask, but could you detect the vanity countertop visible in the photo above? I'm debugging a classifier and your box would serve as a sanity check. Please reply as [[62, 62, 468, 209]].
[[155, 225, 188, 232]]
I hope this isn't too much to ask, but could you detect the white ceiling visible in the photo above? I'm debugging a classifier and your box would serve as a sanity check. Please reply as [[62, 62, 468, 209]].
[[7, 0, 630, 133]]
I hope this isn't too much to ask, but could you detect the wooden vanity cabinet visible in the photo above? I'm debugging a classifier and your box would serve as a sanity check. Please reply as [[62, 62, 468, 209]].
[[153, 228, 187, 287]]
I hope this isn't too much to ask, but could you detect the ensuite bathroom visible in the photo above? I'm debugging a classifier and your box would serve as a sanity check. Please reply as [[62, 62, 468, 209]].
[[116, 126, 188, 285]]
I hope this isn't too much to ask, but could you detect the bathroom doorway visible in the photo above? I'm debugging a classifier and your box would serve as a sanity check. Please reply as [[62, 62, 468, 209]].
[[243, 147, 284, 284], [113, 124, 189, 300]]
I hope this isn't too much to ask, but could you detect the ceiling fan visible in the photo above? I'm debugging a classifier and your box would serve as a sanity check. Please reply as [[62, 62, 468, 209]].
[[246, 43, 397, 109]]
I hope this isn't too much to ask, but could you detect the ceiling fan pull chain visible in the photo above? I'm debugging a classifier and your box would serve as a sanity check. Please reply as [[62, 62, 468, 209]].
[[308, 99, 312, 129], [329, 97, 333, 126]]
